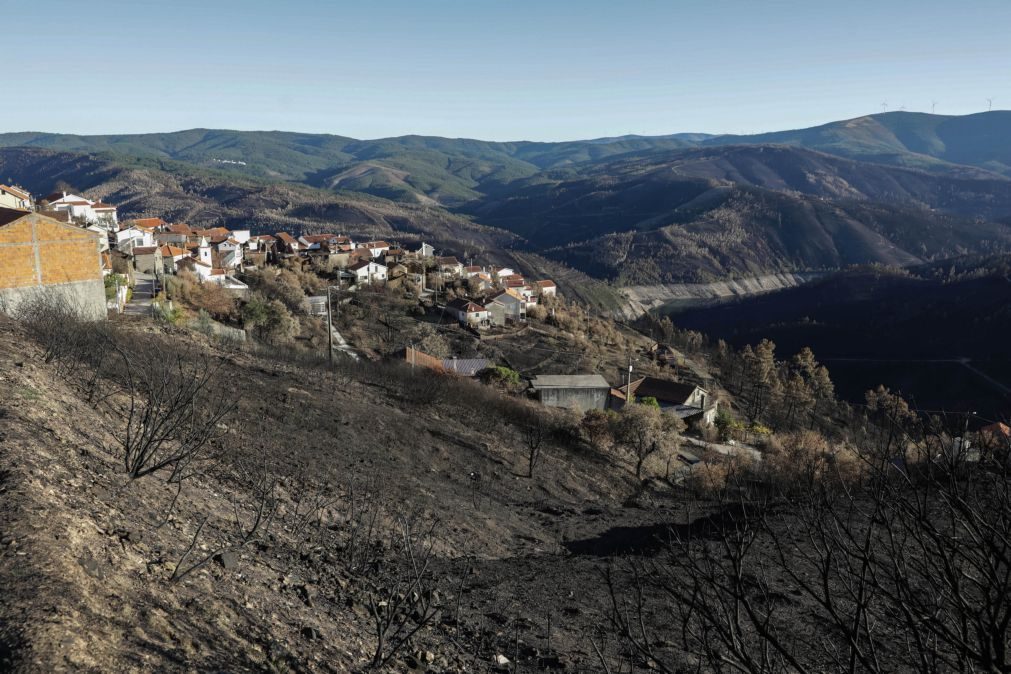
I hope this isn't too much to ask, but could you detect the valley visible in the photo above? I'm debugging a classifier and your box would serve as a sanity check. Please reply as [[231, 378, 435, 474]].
[[664, 259, 1011, 416], [616, 271, 823, 319]]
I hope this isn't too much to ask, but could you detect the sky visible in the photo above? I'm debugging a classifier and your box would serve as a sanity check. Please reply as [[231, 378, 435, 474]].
[[6, 0, 1011, 141]]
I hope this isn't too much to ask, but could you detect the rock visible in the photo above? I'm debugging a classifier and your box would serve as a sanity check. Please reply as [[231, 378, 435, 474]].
[[215, 551, 240, 570], [296, 584, 316, 607], [300, 625, 320, 641], [422, 650, 435, 663], [117, 529, 143, 544], [77, 554, 104, 579], [493, 654, 510, 667]]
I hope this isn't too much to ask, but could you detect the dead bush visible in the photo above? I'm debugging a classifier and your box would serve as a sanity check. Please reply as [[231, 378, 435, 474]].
[[102, 339, 237, 481]]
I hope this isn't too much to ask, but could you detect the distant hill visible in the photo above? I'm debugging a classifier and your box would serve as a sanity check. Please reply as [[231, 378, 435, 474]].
[[0, 130, 697, 206], [4, 113, 1011, 288], [466, 148, 1011, 283], [704, 111, 1011, 178]]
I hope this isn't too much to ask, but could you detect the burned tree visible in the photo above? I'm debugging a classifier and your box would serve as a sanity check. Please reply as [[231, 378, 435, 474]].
[[103, 341, 237, 481], [364, 515, 443, 669], [599, 412, 1011, 673]]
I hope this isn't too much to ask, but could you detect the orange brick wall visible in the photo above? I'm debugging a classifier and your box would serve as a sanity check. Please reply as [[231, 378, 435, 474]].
[[0, 214, 101, 290], [0, 245, 36, 288], [0, 220, 31, 245], [39, 240, 100, 285]]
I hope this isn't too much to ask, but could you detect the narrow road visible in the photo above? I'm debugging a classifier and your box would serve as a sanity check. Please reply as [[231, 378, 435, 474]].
[[123, 272, 156, 317], [329, 326, 359, 361]]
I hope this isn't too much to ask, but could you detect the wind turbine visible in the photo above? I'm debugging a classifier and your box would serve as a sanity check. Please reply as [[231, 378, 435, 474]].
[[881, 102, 888, 113], [931, 100, 938, 114], [987, 98, 993, 112]]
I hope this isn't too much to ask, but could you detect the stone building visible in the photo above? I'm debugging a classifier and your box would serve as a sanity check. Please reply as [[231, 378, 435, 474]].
[[0, 208, 106, 320]]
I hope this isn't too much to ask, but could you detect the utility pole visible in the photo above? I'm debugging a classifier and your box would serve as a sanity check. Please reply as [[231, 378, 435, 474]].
[[326, 285, 334, 367], [626, 352, 633, 404]]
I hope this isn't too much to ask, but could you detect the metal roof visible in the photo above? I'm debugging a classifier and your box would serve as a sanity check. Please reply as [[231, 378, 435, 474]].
[[442, 358, 490, 377], [530, 374, 611, 389]]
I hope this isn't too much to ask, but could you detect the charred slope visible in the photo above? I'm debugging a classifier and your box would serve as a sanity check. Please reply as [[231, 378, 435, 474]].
[[667, 261, 1011, 414]]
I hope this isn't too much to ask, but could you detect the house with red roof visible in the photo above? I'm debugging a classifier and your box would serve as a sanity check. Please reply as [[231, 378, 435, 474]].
[[446, 298, 490, 329]]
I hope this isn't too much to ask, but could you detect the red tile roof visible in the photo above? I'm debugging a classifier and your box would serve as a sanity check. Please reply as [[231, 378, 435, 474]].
[[0, 185, 30, 200], [158, 245, 188, 257]]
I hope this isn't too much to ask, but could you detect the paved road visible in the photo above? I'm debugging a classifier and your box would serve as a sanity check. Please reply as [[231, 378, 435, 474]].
[[329, 326, 360, 361], [123, 272, 156, 317]]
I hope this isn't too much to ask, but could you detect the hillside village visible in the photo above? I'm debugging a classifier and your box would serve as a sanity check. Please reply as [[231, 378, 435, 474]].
[[0, 183, 722, 433], [3, 178, 1010, 673]]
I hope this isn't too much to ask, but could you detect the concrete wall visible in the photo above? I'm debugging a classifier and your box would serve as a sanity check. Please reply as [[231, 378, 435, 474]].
[[0, 213, 106, 320], [0, 279, 107, 321], [536, 387, 610, 412]]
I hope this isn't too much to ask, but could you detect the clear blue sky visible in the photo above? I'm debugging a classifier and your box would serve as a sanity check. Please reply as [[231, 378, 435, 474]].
[[6, 0, 1010, 141]]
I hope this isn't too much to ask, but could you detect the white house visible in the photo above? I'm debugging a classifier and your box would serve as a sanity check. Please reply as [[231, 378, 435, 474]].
[[437, 256, 464, 278], [490, 266, 516, 282], [359, 240, 391, 258], [91, 202, 118, 229], [487, 289, 526, 324], [215, 238, 244, 269], [0, 184, 32, 211], [534, 280, 557, 297], [86, 225, 111, 252], [415, 242, 435, 257], [115, 226, 155, 254], [348, 259, 387, 285], [446, 298, 490, 328], [177, 258, 249, 291], [229, 229, 251, 245], [43, 192, 118, 229]]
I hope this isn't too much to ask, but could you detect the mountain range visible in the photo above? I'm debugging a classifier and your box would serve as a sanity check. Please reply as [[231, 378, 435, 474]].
[[2, 111, 1011, 291]]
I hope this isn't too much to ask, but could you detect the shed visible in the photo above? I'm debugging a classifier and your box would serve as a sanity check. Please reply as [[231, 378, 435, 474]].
[[530, 374, 611, 411]]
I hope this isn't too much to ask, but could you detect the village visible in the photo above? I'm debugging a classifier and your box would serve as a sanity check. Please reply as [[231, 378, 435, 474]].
[[0, 184, 727, 456]]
